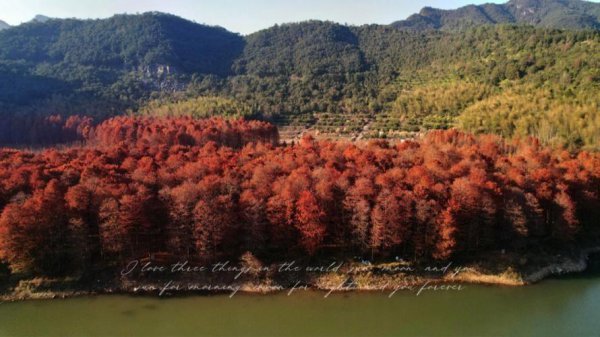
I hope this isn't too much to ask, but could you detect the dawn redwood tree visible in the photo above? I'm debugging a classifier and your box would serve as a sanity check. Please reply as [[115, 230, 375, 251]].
[[0, 201, 37, 273], [239, 189, 269, 253], [344, 177, 376, 254], [160, 182, 200, 258], [313, 167, 346, 246], [118, 186, 167, 257], [266, 168, 312, 250], [0, 180, 75, 275], [295, 190, 326, 256], [370, 189, 411, 257], [98, 198, 124, 260], [524, 192, 546, 237], [434, 203, 458, 260], [266, 192, 297, 251], [503, 196, 529, 239], [449, 177, 494, 252], [193, 194, 238, 261], [117, 192, 151, 258], [552, 184, 579, 241], [412, 198, 442, 260], [34, 180, 78, 274], [65, 183, 103, 270]]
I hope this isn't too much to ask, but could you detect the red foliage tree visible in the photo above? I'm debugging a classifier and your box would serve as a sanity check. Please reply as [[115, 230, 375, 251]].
[[295, 191, 326, 256]]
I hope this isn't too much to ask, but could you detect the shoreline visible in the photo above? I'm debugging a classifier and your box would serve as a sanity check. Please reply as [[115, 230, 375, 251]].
[[2, 247, 600, 302]]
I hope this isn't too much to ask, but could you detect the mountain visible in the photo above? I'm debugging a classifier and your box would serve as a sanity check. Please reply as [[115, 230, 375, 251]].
[[392, 0, 600, 30], [236, 21, 365, 76], [0, 20, 10, 31], [0, 15, 54, 30], [0, 10, 598, 149], [0, 12, 244, 113], [0, 12, 243, 74], [31, 15, 51, 23]]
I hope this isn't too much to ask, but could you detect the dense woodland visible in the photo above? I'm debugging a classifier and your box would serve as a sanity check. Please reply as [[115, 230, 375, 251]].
[[0, 117, 598, 277], [0, 1, 599, 280]]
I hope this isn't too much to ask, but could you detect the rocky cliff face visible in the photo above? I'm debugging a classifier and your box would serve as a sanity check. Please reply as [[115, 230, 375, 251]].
[[506, 0, 556, 24], [138, 64, 176, 78], [136, 64, 185, 92]]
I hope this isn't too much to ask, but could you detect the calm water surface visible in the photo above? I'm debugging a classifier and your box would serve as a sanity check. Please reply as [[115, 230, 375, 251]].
[[1, 274, 600, 337]]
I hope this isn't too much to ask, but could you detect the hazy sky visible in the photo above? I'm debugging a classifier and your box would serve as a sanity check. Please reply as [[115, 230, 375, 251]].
[[0, 0, 598, 34]]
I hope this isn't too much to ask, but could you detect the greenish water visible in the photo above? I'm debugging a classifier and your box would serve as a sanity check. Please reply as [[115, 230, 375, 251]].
[[1, 275, 600, 337]]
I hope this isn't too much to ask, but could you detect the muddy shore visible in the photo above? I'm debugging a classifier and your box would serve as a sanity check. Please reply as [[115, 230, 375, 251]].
[[2, 247, 599, 301]]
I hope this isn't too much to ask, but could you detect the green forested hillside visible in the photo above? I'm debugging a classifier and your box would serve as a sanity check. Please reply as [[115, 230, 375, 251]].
[[0, 3, 598, 149], [235, 21, 365, 76], [366, 26, 600, 149], [206, 24, 598, 148], [0, 12, 244, 116]]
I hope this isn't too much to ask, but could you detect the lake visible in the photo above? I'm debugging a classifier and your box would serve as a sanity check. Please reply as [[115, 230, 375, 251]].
[[1, 273, 600, 337]]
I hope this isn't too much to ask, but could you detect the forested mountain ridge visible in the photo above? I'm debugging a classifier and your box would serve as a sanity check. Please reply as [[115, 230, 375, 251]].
[[0, 15, 54, 31], [0, 12, 242, 73], [193, 23, 600, 149], [392, 0, 600, 31], [0, 1, 598, 149], [0, 12, 244, 117], [235, 21, 365, 76]]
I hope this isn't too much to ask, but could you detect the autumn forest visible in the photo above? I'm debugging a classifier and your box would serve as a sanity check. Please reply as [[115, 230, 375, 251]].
[[0, 0, 599, 287], [0, 116, 598, 278]]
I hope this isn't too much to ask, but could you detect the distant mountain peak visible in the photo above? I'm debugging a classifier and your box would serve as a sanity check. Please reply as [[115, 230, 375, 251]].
[[32, 15, 51, 23], [419, 6, 438, 15], [392, 0, 600, 31], [506, 0, 545, 6], [506, 0, 543, 16], [0, 19, 10, 30]]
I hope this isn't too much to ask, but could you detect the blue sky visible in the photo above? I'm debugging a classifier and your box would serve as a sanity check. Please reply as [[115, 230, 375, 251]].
[[0, 0, 597, 34]]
